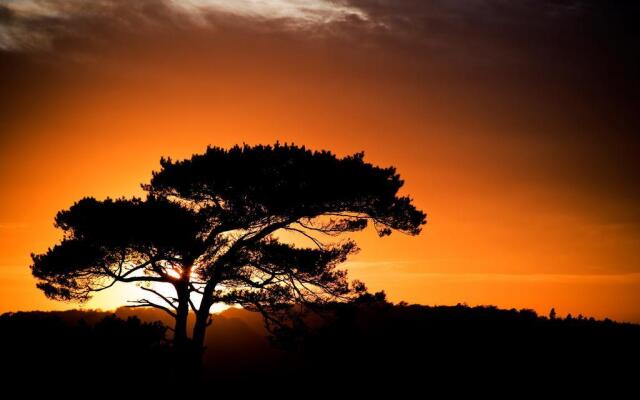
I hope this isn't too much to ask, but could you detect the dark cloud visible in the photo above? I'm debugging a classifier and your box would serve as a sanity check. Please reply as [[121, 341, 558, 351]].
[[341, 0, 640, 225]]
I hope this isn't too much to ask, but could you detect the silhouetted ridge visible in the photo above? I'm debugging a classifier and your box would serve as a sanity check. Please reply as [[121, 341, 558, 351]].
[[2, 301, 638, 391]]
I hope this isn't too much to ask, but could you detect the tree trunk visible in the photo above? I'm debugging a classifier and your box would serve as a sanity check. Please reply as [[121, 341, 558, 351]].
[[192, 297, 212, 351], [187, 278, 217, 381], [172, 279, 200, 382], [192, 278, 217, 352], [173, 263, 193, 349], [173, 286, 190, 348]]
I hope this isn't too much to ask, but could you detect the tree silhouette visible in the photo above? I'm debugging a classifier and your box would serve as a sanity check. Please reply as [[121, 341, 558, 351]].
[[31, 143, 426, 370], [31, 196, 206, 345]]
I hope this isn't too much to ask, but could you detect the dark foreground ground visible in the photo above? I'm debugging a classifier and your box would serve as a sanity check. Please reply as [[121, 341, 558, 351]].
[[2, 297, 638, 393]]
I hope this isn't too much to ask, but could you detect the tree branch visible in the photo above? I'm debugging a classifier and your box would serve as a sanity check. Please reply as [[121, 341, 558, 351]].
[[188, 297, 198, 313], [284, 227, 324, 249], [126, 299, 177, 318], [139, 286, 178, 310]]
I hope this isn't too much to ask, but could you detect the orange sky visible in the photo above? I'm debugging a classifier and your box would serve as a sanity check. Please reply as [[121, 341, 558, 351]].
[[1, 0, 639, 321]]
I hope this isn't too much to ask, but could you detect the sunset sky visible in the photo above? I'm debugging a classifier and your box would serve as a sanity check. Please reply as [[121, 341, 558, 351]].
[[1, 0, 639, 321]]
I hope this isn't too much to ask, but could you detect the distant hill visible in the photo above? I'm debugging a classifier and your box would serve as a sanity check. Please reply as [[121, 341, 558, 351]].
[[2, 300, 638, 392]]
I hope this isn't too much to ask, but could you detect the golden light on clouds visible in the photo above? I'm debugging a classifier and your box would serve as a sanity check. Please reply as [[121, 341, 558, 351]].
[[173, 0, 368, 24]]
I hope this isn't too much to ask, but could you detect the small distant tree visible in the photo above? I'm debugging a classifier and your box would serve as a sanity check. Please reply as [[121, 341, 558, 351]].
[[31, 143, 426, 369], [549, 307, 557, 320]]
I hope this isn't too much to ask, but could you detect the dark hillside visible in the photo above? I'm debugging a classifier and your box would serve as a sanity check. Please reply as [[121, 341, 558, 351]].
[[2, 300, 638, 391]]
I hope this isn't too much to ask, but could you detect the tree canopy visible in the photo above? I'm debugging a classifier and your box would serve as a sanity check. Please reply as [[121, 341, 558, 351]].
[[31, 143, 426, 357], [32, 196, 205, 302], [146, 144, 425, 236]]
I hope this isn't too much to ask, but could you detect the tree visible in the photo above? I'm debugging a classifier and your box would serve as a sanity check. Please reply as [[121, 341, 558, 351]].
[[31, 143, 426, 368], [31, 196, 206, 346]]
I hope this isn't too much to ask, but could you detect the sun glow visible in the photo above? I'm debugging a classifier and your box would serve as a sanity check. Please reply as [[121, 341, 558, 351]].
[[166, 269, 182, 280], [1, 0, 639, 323], [85, 281, 232, 314]]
